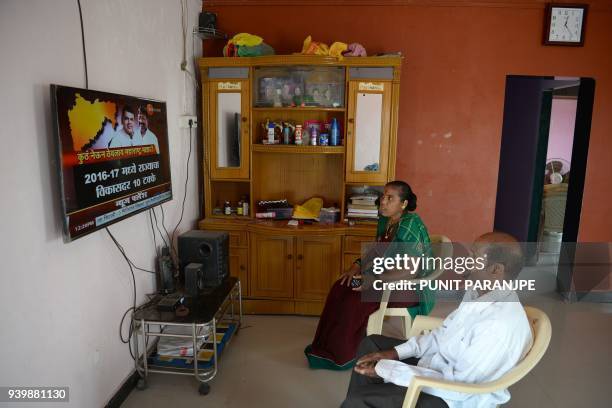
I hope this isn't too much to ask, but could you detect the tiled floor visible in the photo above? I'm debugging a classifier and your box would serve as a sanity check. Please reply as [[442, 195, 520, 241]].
[[123, 283, 612, 407]]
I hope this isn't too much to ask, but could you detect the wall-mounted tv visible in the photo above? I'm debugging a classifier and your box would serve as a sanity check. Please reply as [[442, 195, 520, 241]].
[[51, 85, 172, 241]]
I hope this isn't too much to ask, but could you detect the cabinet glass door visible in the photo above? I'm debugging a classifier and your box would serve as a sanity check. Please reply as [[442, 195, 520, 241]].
[[210, 80, 249, 179], [253, 66, 345, 108], [346, 81, 391, 183]]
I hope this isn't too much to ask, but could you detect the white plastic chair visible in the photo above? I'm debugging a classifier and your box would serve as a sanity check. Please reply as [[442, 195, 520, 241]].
[[401, 306, 552, 408], [367, 235, 452, 338]]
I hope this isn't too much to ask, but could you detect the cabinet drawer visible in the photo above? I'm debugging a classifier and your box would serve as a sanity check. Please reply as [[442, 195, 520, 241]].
[[344, 235, 375, 254]]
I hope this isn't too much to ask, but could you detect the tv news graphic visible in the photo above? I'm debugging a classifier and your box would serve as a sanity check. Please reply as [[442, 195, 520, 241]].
[[51, 85, 172, 241]]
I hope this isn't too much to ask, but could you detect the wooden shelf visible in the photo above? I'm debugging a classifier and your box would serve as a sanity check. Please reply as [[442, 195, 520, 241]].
[[252, 107, 345, 112], [252, 145, 345, 154]]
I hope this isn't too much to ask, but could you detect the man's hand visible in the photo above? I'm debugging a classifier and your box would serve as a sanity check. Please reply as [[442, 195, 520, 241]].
[[354, 349, 399, 376], [354, 360, 379, 377], [339, 262, 361, 287], [356, 349, 399, 366]]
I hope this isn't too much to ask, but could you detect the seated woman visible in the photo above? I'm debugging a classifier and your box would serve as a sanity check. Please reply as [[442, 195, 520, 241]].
[[305, 181, 433, 370]]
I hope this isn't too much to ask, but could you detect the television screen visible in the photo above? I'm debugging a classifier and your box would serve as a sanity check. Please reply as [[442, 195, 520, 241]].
[[51, 85, 172, 241]]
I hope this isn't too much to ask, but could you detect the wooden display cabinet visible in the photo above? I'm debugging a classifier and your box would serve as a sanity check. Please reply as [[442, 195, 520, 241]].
[[198, 55, 402, 315]]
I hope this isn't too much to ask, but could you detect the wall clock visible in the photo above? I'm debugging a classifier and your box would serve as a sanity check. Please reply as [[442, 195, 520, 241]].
[[543, 3, 588, 46]]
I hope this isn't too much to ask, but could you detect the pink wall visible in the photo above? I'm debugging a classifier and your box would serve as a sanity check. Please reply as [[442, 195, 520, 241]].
[[547, 98, 577, 166]]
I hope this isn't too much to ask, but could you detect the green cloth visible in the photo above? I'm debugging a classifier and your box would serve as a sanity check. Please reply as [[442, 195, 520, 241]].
[[376, 212, 435, 317], [236, 43, 275, 57]]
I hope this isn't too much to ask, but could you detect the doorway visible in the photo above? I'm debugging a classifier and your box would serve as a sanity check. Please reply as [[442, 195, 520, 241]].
[[493, 75, 596, 299]]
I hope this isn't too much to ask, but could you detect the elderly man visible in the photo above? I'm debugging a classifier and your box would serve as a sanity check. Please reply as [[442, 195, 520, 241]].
[[342, 232, 533, 408]]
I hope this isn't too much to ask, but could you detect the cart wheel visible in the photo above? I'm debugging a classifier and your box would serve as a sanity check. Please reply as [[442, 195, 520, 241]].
[[198, 382, 210, 395], [136, 378, 148, 390]]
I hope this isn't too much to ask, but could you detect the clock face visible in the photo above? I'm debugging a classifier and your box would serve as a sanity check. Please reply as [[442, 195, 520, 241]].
[[548, 7, 584, 43]]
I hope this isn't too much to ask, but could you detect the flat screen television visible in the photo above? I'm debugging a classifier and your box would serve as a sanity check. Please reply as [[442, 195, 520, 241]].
[[51, 85, 172, 241]]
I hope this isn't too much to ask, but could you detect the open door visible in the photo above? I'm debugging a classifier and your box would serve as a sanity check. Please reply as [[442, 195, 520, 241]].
[[494, 76, 598, 301], [494, 77, 557, 245]]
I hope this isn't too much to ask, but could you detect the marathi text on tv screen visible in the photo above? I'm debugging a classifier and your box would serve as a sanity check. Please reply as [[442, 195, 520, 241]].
[[52, 85, 172, 241]]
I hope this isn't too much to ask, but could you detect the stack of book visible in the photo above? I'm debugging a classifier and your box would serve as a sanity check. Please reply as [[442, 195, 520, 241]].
[[346, 195, 379, 221]]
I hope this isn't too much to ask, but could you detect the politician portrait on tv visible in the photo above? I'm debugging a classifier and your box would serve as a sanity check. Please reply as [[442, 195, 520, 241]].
[[52, 85, 172, 241]]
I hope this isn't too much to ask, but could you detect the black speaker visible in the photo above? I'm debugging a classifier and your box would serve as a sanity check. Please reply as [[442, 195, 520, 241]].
[[199, 11, 217, 30], [184, 263, 204, 297], [178, 230, 229, 289]]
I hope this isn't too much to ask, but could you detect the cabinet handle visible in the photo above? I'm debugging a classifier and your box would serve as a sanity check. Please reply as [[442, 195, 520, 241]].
[[287, 254, 293, 260], [348, 118, 354, 124], [297, 254, 303, 260], [241, 116, 248, 123], [240, 265, 245, 270]]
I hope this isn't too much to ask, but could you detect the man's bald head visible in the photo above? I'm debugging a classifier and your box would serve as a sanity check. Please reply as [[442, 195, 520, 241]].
[[473, 232, 525, 280]]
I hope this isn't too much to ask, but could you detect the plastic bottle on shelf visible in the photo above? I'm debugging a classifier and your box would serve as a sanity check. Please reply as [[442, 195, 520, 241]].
[[330, 118, 340, 146], [310, 126, 318, 146], [267, 123, 275, 144], [237, 199, 243, 215], [294, 125, 303, 145]]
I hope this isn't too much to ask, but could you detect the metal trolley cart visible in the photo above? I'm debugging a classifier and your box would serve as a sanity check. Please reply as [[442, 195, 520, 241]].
[[132, 277, 242, 395]]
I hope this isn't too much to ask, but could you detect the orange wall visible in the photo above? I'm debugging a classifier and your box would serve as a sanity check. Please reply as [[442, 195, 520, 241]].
[[204, 1, 612, 242]]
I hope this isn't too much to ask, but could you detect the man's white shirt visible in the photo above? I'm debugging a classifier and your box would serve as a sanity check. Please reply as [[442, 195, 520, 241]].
[[108, 127, 159, 153], [140, 128, 159, 153], [108, 127, 137, 148], [374, 290, 533, 408]]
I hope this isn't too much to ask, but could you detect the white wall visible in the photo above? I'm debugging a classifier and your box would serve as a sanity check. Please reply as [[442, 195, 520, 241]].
[[0, 0, 202, 406]]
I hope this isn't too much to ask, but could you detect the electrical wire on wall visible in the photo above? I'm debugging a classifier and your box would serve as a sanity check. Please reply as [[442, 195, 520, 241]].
[[77, 0, 88, 89], [75, 0, 162, 362], [180, 0, 199, 93], [170, 121, 195, 254], [76, 1, 201, 361]]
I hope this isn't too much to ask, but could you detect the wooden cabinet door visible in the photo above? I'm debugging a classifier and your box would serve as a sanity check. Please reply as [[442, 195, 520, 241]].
[[295, 236, 341, 301], [250, 234, 294, 298], [229, 247, 249, 296], [346, 81, 392, 183], [209, 79, 250, 179]]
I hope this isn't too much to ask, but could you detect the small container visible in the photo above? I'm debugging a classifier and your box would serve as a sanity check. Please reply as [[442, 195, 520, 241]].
[[319, 207, 340, 224], [310, 126, 318, 146], [267, 123, 276, 144], [237, 200, 244, 215], [242, 196, 249, 216], [223, 201, 231, 215], [319, 132, 329, 146], [294, 125, 303, 145]]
